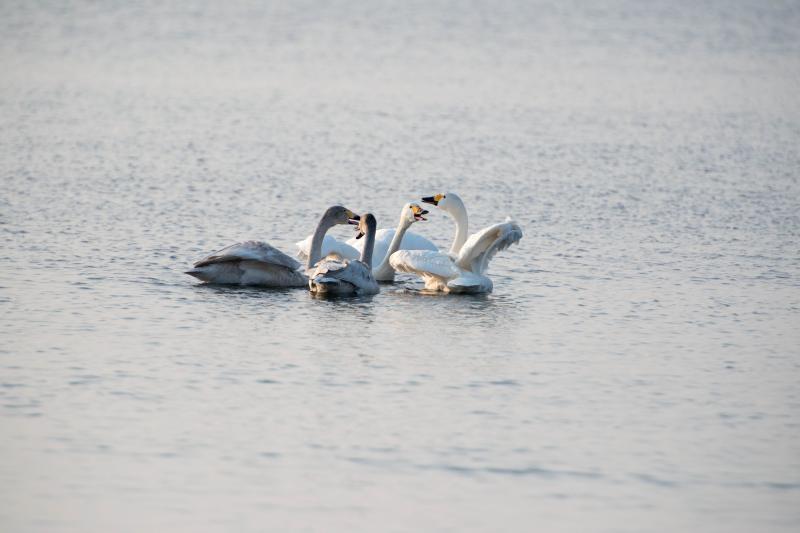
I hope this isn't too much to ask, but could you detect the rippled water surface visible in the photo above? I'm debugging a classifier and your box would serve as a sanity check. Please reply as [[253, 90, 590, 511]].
[[1, 1, 799, 531]]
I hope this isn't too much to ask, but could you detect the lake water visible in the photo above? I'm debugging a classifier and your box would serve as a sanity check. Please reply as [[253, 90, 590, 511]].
[[1, 1, 799, 531]]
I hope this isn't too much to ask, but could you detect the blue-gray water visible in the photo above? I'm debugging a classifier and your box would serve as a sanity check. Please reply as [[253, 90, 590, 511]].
[[1, 1, 799, 531]]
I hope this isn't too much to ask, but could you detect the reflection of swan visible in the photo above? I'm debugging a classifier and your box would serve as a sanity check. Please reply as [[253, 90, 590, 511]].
[[296, 205, 436, 265], [185, 206, 359, 286], [309, 213, 380, 296], [390, 193, 522, 293]]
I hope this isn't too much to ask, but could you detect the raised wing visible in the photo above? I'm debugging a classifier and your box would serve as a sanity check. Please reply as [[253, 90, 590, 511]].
[[295, 234, 360, 261], [389, 250, 460, 280], [455, 219, 523, 275], [194, 241, 300, 270]]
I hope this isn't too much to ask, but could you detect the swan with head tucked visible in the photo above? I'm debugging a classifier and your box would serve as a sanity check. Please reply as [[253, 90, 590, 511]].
[[185, 206, 360, 286], [389, 192, 523, 293], [295, 204, 437, 265], [309, 213, 380, 296]]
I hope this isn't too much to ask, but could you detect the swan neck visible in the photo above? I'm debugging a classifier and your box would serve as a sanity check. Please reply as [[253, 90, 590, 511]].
[[307, 216, 332, 270], [449, 205, 468, 255], [360, 220, 378, 267], [376, 217, 410, 272]]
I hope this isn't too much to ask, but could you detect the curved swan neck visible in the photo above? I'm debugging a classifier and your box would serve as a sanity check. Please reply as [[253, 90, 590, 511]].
[[307, 216, 333, 270], [359, 215, 378, 267], [376, 214, 412, 273], [448, 200, 469, 255]]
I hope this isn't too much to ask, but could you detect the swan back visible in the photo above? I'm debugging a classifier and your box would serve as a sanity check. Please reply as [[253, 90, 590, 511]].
[[389, 250, 461, 280], [194, 241, 301, 270], [311, 257, 377, 292]]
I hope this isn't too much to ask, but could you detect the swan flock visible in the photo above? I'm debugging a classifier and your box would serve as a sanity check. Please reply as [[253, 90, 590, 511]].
[[186, 193, 523, 295]]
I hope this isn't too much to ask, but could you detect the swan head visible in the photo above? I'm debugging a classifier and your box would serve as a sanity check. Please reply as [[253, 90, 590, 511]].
[[324, 205, 360, 227], [354, 213, 377, 240], [400, 202, 429, 226], [421, 192, 463, 214]]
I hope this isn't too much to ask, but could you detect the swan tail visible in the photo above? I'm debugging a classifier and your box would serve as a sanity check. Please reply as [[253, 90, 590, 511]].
[[447, 274, 493, 294], [185, 268, 211, 281]]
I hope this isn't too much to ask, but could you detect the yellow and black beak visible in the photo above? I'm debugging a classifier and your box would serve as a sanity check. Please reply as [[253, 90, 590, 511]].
[[421, 193, 444, 206], [411, 205, 429, 221], [350, 211, 365, 239]]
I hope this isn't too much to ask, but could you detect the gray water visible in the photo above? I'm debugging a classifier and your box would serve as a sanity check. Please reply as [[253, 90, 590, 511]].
[[1, 1, 799, 531]]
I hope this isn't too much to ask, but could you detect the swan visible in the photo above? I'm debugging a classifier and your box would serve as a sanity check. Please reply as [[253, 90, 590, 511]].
[[389, 192, 522, 293], [366, 203, 430, 281], [295, 204, 437, 265], [185, 206, 360, 286], [309, 213, 380, 296], [295, 234, 360, 262]]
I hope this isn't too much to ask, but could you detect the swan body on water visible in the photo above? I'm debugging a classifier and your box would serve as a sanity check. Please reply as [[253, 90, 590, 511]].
[[309, 213, 380, 296], [344, 230, 436, 271], [390, 193, 522, 293], [296, 210, 436, 267], [185, 206, 360, 287], [357, 203, 430, 282]]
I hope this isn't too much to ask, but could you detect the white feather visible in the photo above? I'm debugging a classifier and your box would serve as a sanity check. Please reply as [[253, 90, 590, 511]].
[[456, 219, 523, 275], [295, 234, 360, 262], [390, 195, 522, 293], [345, 229, 437, 267]]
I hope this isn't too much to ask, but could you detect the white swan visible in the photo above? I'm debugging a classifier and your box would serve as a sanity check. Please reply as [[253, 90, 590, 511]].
[[390, 193, 522, 293], [309, 213, 380, 296], [185, 206, 360, 286], [295, 234, 360, 262], [296, 205, 437, 265], [362, 203, 430, 281]]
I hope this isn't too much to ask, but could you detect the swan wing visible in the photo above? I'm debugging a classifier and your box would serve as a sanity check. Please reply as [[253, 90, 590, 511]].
[[455, 219, 523, 275], [309, 253, 345, 274], [313, 258, 374, 289], [389, 250, 460, 280], [194, 241, 300, 270], [295, 234, 360, 261]]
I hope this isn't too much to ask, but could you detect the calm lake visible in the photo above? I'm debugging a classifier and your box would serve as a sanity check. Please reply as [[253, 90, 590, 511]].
[[1, 0, 799, 531]]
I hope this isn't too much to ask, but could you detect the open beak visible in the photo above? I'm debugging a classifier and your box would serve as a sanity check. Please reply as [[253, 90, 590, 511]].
[[350, 211, 365, 238], [413, 207, 429, 221], [421, 195, 438, 206]]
